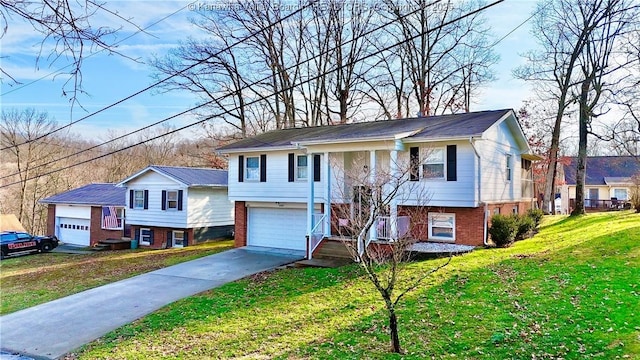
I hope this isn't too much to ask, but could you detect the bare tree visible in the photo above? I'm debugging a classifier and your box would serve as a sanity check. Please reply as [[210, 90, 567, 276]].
[[330, 152, 449, 353], [1, 0, 140, 105], [514, 0, 638, 214]]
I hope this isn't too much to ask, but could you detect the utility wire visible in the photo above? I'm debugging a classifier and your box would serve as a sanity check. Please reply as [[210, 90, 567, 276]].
[[0, 0, 316, 151], [0, 0, 449, 180], [0, 0, 506, 189], [1, 1, 194, 97]]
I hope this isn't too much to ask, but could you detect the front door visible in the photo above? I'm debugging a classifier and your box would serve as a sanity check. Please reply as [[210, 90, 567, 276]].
[[588, 189, 599, 208]]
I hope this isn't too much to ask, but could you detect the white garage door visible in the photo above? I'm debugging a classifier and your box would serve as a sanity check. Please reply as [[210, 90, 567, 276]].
[[247, 207, 307, 251], [58, 217, 91, 246]]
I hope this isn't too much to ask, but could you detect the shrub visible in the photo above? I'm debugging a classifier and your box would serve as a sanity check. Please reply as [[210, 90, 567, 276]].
[[526, 208, 544, 228], [515, 214, 535, 240], [489, 214, 518, 248]]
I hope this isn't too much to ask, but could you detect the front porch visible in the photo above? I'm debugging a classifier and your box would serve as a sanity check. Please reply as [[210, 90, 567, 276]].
[[568, 198, 632, 212]]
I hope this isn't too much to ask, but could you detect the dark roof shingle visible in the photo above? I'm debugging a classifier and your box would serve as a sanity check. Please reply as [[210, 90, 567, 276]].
[[218, 109, 512, 151], [563, 156, 640, 185], [149, 166, 228, 186], [40, 183, 126, 206]]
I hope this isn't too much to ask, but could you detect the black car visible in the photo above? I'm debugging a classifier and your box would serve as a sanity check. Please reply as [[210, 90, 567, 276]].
[[0, 231, 59, 259]]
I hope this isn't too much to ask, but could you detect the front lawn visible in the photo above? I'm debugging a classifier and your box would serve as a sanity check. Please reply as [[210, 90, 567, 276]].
[[0, 240, 234, 315], [77, 211, 640, 359]]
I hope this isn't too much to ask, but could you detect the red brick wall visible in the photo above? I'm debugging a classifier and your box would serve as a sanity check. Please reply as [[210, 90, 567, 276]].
[[234, 201, 247, 247], [90, 206, 123, 246], [47, 205, 56, 237], [129, 225, 193, 249], [398, 206, 486, 246], [487, 200, 535, 216]]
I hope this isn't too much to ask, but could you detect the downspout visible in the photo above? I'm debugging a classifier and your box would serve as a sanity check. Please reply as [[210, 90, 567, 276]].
[[469, 137, 488, 246]]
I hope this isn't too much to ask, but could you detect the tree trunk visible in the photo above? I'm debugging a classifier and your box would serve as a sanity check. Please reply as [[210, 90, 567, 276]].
[[388, 305, 401, 353], [572, 79, 590, 216]]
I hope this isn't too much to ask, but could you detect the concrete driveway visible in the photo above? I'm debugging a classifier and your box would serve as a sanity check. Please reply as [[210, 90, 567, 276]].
[[0, 247, 303, 360]]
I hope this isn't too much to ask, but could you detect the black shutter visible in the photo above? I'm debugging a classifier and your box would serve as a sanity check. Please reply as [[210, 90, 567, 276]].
[[260, 154, 267, 182], [184, 231, 189, 247], [143, 190, 149, 209], [166, 231, 172, 249], [178, 190, 183, 211], [134, 227, 140, 240], [447, 145, 457, 181], [238, 155, 244, 182], [149, 229, 154, 245], [288, 153, 295, 182], [410, 147, 420, 181], [161, 190, 167, 210], [129, 190, 134, 209], [314, 154, 321, 182]]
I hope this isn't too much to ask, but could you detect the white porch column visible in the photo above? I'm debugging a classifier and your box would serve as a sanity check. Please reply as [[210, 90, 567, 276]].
[[369, 150, 377, 241], [324, 152, 331, 237], [390, 149, 399, 240], [307, 152, 315, 259]]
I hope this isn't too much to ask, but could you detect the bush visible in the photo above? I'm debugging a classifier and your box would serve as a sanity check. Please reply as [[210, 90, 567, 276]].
[[489, 214, 518, 248], [515, 214, 535, 240], [526, 208, 544, 228]]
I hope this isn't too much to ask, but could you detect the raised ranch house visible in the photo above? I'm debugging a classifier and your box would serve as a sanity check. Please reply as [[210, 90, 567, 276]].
[[117, 165, 233, 249], [40, 183, 126, 246], [218, 109, 539, 259], [559, 156, 640, 214]]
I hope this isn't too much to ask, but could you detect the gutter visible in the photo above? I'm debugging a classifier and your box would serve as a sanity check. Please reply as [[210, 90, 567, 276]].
[[469, 136, 489, 246]]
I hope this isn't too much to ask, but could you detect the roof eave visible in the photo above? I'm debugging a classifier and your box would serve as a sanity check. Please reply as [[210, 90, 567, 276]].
[[217, 145, 299, 154]]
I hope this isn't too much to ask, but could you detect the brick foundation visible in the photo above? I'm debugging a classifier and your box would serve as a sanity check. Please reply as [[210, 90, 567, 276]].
[[398, 206, 486, 246], [130, 225, 194, 249], [234, 201, 247, 247], [89, 206, 123, 246]]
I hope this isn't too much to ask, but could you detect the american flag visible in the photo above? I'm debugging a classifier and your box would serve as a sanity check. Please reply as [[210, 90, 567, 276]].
[[103, 206, 119, 229]]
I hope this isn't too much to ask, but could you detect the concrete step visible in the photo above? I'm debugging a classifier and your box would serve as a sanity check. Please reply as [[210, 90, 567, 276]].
[[313, 240, 353, 259]]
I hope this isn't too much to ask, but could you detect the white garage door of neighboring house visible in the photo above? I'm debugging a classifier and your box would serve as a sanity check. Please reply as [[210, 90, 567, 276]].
[[247, 207, 307, 251], [57, 217, 91, 246]]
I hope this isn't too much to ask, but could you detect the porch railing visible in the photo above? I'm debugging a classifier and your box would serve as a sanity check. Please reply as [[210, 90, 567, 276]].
[[569, 198, 631, 211], [309, 213, 326, 254], [375, 215, 410, 241]]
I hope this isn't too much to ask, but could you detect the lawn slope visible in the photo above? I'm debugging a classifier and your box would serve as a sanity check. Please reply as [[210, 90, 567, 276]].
[[78, 212, 639, 359]]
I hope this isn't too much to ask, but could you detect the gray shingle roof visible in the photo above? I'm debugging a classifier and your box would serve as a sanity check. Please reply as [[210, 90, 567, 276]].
[[40, 183, 126, 206], [563, 156, 640, 185], [149, 166, 228, 186], [218, 109, 512, 151]]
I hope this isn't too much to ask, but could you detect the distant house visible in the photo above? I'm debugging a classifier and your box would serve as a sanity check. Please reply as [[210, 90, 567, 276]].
[[218, 109, 540, 258], [559, 156, 640, 213], [116, 165, 233, 249], [40, 184, 126, 246]]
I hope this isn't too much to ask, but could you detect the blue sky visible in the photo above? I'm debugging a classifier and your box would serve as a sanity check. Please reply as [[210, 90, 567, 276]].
[[0, 0, 538, 140]]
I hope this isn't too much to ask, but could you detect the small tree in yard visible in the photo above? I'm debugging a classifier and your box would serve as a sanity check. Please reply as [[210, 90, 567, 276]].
[[630, 174, 640, 213], [330, 152, 450, 353]]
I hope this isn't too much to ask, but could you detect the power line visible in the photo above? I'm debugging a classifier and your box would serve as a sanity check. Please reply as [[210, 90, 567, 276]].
[[1, 0, 450, 180], [0, 0, 316, 151], [0, 0, 506, 189], [1, 1, 194, 97]]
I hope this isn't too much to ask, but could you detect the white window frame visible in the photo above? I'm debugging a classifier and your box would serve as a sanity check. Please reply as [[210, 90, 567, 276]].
[[422, 147, 445, 180], [172, 230, 185, 248], [166, 190, 179, 210], [245, 156, 260, 181], [613, 188, 628, 201], [428, 212, 456, 242], [296, 155, 308, 180], [133, 190, 145, 209], [140, 228, 151, 246], [506, 154, 512, 182]]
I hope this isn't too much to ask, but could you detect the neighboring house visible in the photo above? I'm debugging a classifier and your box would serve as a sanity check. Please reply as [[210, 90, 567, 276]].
[[40, 184, 126, 246], [116, 165, 233, 249], [218, 109, 539, 258], [559, 156, 640, 213]]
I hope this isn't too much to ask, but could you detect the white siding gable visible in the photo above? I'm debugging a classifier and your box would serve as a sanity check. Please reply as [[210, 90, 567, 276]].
[[187, 187, 234, 227], [124, 170, 188, 227]]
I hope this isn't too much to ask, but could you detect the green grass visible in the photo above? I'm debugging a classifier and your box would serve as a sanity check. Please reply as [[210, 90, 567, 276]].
[[0, 240, 234, 315], [32, 212, 640, 358]]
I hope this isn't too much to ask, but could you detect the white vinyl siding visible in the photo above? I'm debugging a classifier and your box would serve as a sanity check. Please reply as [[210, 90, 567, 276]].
[[476, 120, 522, 202], [125, 171, 188, 228], [187, 188, 234, 228], [247, 207, 307, 250]]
